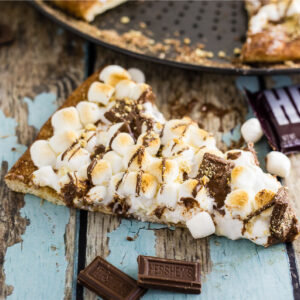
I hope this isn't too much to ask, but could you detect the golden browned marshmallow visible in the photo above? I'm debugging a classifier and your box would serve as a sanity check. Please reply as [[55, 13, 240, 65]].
[[123, 145, 153, 171], [103, 151, 124, 174], [90, 159, 112, 186], [147, 158, 179, 183], [87, 82, 115, 105], [254, 189, 276, 210], [85, 186, 107, 205], [225, 189, 253, 218], [136, 131, 161, 155], [51, 107, 82, 133], [49, 130, 79, 154], [111, 132, 135, 156], [99, 65, 131, 86], [76, 101, 103, 125]]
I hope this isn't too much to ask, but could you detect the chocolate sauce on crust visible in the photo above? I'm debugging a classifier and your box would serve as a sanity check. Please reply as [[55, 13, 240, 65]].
[[180, 197, 200, 210], [226, 151, 241, 160], [154, 206, 166, 219], [197, 153, 234, 209]]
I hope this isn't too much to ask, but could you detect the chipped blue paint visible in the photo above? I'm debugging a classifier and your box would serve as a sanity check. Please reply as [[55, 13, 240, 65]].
[[4, 196, 70, 300], [2, 93, 71, 300], [0, 110, 26, 169], [23, 93, 57, 130], [221, 124, 241, 148]]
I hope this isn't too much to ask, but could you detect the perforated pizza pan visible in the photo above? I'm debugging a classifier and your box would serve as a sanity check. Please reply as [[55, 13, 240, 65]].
[[32, 0, 300, 75]]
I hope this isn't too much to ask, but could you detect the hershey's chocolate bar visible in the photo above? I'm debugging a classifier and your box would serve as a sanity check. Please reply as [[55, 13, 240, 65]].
[[77, 256, 146, 300], [246, 86, 300, 154], [137, 255, 201, 294]]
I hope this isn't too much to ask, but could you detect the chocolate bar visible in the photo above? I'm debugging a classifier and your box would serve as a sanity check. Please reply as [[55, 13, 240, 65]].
[[246, 86, 300, 154], [77, 256, 147, 300], [137, 255, 201, 294]]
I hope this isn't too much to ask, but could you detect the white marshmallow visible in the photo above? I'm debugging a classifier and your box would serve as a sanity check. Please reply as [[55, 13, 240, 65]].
[[128, 68, 145, 83], [111, 133, 135, 156], [30, 140, 57, 168], [142, 102, 165, 124], [32, 166, 60, 192], [84, 131, 97, 153], [106, 123, 124, 147], [103, 151, 124, 174], [99, 65, 131, 86], [137, 131, 161, 155], [76, 101, 102, 125], [186, 212, 216, 239], [178, 179, 199, 199], [97, 130, 109, 147], [87, 82, 115, 105], [90, 159, 112, 185], [56, 146, 91, 171], [214, 212, 243, 240], [266, 151, 291, 178], [131, 83, 149, 101], [196, 188, 214, 213], [49, 130, 79, 154], [120, 172, 138, 196], [85, 186, 107, 204], [156, 183, 179, 209], [241, 118, 264, 143], [51, 107, 82, 133]]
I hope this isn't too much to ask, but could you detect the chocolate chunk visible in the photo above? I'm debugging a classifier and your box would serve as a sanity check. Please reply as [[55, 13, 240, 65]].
[[197, 153, 234, 209], [269, 187, 300, 245], [137, 255, 201, 294], [180, 197, 199, 210], [226, 151, 241, 160], [78, 256, 147, 300], [246, 86, 300, 154]]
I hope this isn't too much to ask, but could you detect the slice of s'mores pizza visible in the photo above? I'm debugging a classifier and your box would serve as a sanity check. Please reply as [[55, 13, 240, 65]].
[[51, 0, 127, 22], [242, 0, 300, 62], [5, 65, 300, 246]]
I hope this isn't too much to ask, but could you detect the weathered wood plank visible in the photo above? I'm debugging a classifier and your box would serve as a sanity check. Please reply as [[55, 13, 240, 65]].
[[82, 47, 294, 299], [0, 2, 85, 299]]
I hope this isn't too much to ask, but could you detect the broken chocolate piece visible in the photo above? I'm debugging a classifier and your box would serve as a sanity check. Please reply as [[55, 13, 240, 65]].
[[197, 153, 234, 209], [246, 86, 300, 154], [78, 256, 147, 300], [137, 255, 201, 294]]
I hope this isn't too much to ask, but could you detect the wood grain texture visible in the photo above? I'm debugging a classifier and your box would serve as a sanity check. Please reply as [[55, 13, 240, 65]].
[[0, 2, 85, 299]]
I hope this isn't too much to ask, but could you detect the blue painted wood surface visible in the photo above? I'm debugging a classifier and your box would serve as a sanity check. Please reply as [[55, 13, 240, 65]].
[[0, 70, 297, 299]]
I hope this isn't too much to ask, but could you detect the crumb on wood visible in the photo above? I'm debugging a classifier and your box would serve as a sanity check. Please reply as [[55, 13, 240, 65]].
[[126, 236, 134, 241], [120, 16, 130, 24], [233, 47, 241, 55], [218, 50, 226, 58]]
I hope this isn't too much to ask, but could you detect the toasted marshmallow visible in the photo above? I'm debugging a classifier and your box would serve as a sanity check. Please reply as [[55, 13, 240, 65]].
[[85, 186, 107, 205], [140, 173, 158, 199], [241, 118, 264, 143], [156, 183, 179, 209], [137, 132, 160, 155], [266, 151, 291, 178], [147, 158, 179, 183], [186, 211, 215, 239], [160, 118, 192, 145], [90, 159, 112, 185], [162, 138, 193, 158], [32, 166, 60, 192], [76, 101, 102, 125], [84, 131, 97, 153], [178, 179, 200, 199], [99, 65, 131, 86], [225, 189, 253, 219], [51, 107, 82, 133], [108, 172, 125, 197], [49, 130, 79, 154], [196, 188, 214, 213], [123, 145, 153, 171], [184, 123, 213, 148], [56, 146, 91, 171], [128, 68, 145, 83], [106, 122, 124, 147], [120, 171, 138, 196], [254, 189, 275, 210], [226, 150, 257, 167], [111, 133, 135, 156], [115, 80, 136, 100], [87, 82, 115, 105], [103, 151, 124, 174], [30, 140, 57, 168]]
